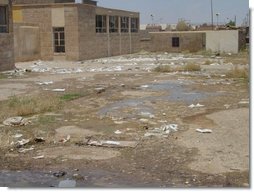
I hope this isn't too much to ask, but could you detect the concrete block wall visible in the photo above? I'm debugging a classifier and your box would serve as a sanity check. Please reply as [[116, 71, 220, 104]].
[[0, 0, 15, 71], [13, 23, 40, 62], [21, 6, 53, 60], [147, 32, 205, 53]]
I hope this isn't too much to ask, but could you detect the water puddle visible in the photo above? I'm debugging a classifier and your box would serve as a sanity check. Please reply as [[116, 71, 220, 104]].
[[98, 80, 220, 119], [0, 169, 158, 187]]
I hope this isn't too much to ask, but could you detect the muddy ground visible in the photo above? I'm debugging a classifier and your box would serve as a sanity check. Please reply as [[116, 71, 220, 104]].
[[0, 52, 249, 188]]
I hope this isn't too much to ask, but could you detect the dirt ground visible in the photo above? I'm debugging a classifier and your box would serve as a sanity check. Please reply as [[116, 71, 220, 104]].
[[0, 52, 249, 187]]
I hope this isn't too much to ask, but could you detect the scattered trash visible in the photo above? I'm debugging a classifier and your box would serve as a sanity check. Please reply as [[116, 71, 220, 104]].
[[114, 121, 127, 125], [114, 130, 122, 134], [32, 155, 44, 159], [140, 85, 149, 89], [95, 87, 106, 94], [72, 173, 84, 181], [58, 179, 76, 188], [196, 129, 213, 133], [224, 104, 231, 109], [3, 117, 31, 126], [140, 111, 155, 119], [87, 140, 138, 148], [15, 139, 30, 148], [238, 99, 249, 107], [52, 89, 66, 92], [188, 103, 205, 108], [36, 81, 53, 85], [18, 146, 34, 153], [34, 137, 45, 143], [13, 134, 23, 138], [53, 171, 67, 178], [144, 124, 178, 137], [59, 135, 71, 143]]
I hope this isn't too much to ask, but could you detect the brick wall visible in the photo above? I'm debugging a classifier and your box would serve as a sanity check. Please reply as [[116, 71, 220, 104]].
[[0, 0, 15, 71]]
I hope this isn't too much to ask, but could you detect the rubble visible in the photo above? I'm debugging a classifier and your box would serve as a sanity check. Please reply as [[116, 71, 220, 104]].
[[18, 146, 34, 153], [32, 155, 45, 159], [87, 140, 138, 148], [15, 139, 30, 148], [188, 103, 205, 108], [52, 89, 66, 92], [196, 129, 213, 133], [3, 117, 31, 126], [144, 124, 178, 137], [53, 171, 67, 178]]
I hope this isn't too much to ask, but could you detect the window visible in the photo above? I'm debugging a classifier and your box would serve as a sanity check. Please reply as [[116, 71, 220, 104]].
[[53, 27, 65, 53], [109, 16, 118, 33], [96, 15, 106, 33], [121, 17, 129, 33], [131, 18, 139, 33], [172, 37, 180, 47], [0, 6, 8, 33]]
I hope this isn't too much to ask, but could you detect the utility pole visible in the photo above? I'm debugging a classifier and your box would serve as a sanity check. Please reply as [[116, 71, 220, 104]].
[[211, 0, 214, 30]]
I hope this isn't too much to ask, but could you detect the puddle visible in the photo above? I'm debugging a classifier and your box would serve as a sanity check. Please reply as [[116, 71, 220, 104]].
[[98, 80, 220, 119], [0, 169, 160, 187]]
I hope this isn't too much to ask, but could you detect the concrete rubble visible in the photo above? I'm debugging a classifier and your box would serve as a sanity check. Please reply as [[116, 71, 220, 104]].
[[144, 124, 178, 137]]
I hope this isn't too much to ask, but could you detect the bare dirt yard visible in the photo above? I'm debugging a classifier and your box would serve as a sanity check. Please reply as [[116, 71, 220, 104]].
[[0, 51, 249, 187]]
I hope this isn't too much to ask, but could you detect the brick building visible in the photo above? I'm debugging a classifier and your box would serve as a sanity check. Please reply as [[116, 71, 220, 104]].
[[0, 0, 14, 71], [13, 0, 140, 62]]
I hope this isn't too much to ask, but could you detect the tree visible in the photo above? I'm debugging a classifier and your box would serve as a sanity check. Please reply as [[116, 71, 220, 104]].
[[226, 20, 236, 27], [176, 20, 191, 31]]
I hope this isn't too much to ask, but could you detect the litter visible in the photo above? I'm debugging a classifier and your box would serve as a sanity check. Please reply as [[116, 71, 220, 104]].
[[36, 81, 53, 85], [15, 139, 30, 148], [87, 140, 138, 148], [238, 99, 249, 107], [114, 130, 122, 134], [13, 134, 23, 138], [114, 121, 127, 125], [32, 155, 44, 159], [52, 89, 66, 92], [53, 171, 67, 178], [3, 117, 31, 126], [18, 146, 34, 153], [188, 103, 205, 108], [144, 124, 178, 138], [196, 129, 213, 133], [59, 135, 71, 143], [34, 137, 45, 143], [141, 85, 149, 89]]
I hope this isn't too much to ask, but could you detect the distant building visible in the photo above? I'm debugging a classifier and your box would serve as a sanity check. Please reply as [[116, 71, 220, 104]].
[[0, 0, 15, 71], [13, 0, 140, 62]]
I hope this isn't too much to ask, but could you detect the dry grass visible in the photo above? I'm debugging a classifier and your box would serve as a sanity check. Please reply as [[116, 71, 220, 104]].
[[226, 66, 249, 82], [3, 94, 62, 117], [154, 63, 201, 73]]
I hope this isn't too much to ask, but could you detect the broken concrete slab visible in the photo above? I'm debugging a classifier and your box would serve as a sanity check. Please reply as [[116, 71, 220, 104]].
[[3, 117, 31, 126], [87, 140, 139, 148]]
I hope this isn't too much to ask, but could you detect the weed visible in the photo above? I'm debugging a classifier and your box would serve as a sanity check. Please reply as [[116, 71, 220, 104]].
[[226, 66, 249, 82], [38, 115, 56, 125], [183, 63, 201, 71], [7, 94, 62, 116], [60, 93, 84, 101], [154, 65, 173, 73]]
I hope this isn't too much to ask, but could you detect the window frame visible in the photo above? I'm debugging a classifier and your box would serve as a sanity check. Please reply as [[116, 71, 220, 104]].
[[96, 15, 107, 33], [109, 16, 119, 33], [53, 27, 65, 53], [121, 17, 129, 33], [131, 18, 139, 33], [172, 37, 180, 47], [0, 6, 8, 33]]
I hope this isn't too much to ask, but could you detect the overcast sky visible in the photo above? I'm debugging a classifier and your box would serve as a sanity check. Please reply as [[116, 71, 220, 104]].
[[97, 0, 250, 26]]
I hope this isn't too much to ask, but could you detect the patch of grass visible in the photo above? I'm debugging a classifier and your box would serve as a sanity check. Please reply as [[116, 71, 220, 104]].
[[7, 94, 62, 116], [154, 65, 173, 73], [226, 66, 249, 82], [203, 60, 213, 65], [60, 93, 84, 101], [183, 63, 201, 71], [154, 63, 201, 73], [38, 115, 56, 125], [0, 73, 6, 79]]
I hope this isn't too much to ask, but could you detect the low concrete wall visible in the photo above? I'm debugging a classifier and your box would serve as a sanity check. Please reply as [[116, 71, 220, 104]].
[[14, 24, 40, 62], [206, 30, 239, 54], [142, 31, 205, 53]]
